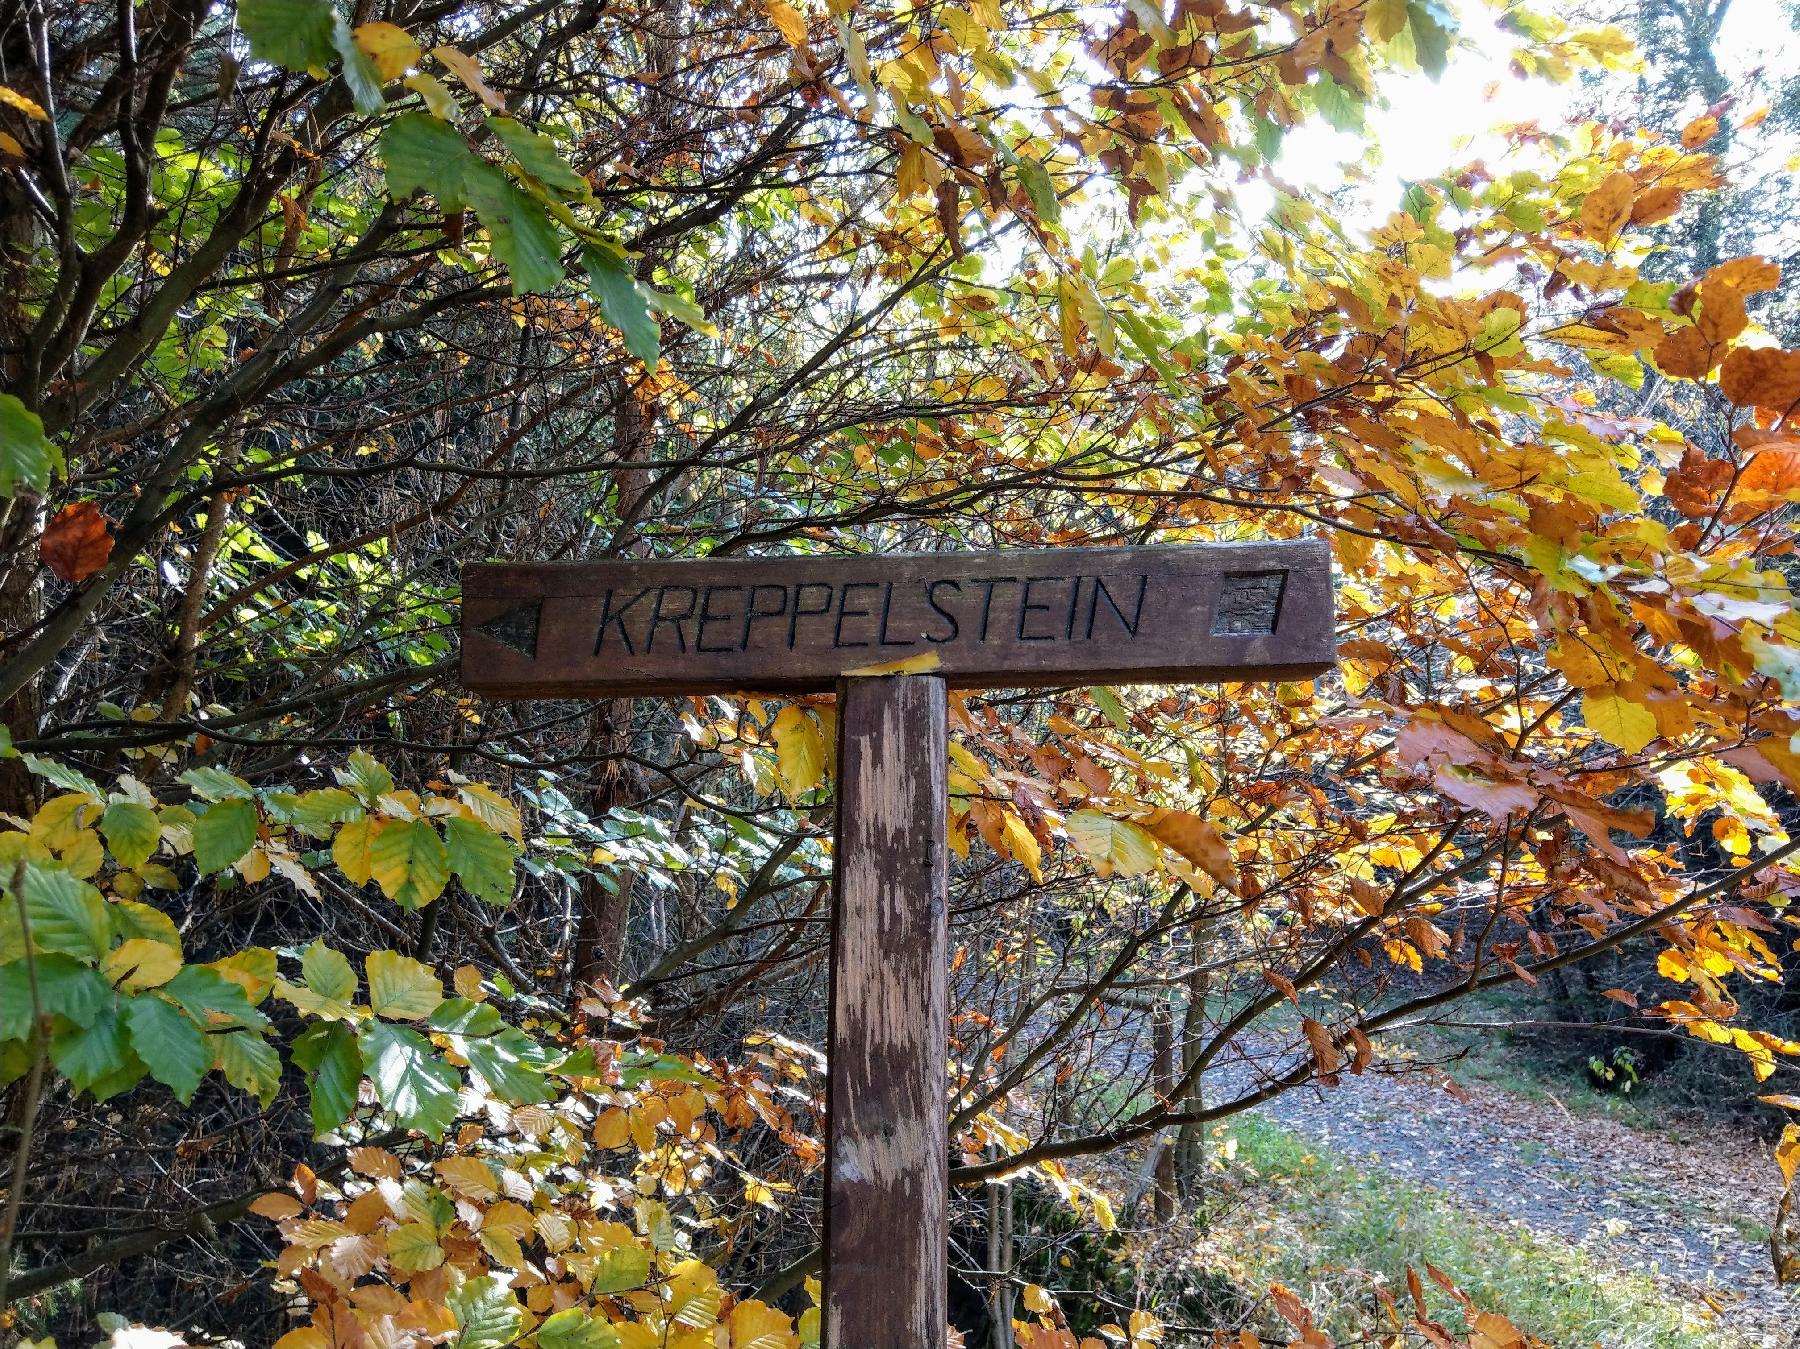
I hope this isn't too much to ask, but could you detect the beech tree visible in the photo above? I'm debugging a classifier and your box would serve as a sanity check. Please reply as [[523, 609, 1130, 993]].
[[2, 0, 1799, 1344]]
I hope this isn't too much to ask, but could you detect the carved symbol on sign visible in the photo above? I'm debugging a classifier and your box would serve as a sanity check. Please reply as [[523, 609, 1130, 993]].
[[1211, 570, 1287, 637], [477, 601, 542, 657]]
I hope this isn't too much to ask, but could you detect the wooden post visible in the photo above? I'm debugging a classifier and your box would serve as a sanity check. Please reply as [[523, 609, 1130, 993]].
[[825, 675, 949, 1349], [458, 538, 1336, 1337]]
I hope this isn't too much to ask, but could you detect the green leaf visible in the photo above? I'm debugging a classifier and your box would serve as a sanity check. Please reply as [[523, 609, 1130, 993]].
[[239, 0, 338, 70], [1407, 0, 1455, 78], [467, 164, 566, 296], [428, 997, 503, 1036], [1310, 74, 1364, 133], [359, 1020, 459, 1136], [0, 954, 110, 1039], [1, 864, 112, 963], [192, 797, 259, 875], [164, 963, 271, 1031], [125, 993, 211, 1103], [370, 818, 450, 911], [286, 787, 365, 837], [303, 938, 359, 1002], [381, 112, 478, 209], [463, 1027, 554, 1105], [329, 9, 386, 115], [293, 1021, 363, 1135], [448, 1274, 523, 1349], [387, 1220, 446, 1272], [0, 394, 58, 498], [585, 1238, 653, 1293], [1064, 810, 1160, 879], [49, 997, 136, 1096], [177, 765, 256, 801], [336, 748, 397, 803], [537, 1309, 621, 1349], [1015, 156, 1062, 228], [486, 116, 590, 199], [215, 1027, 283, 1106], [584, 249, 660, 363], [101, 800, 160, 870], [444, 816, 516, 905], [1087, 685, 1131, 735], [366, 948, 444, 1019], [22, 755, 103, 798]]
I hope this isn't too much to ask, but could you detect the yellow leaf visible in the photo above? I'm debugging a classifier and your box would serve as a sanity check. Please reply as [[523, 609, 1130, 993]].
[[771, 706, 827, 799], [273, 1331, 329, 1349], [1022, 1284, 1054, 1313], [999, 810, 1043, 882], [453, 963, 486, 1000], [842, 650, 942, 676], [354, 22, 421, 81], [1583, 687, 1657, 754], [764, 0, 810, 46], [666, 1259, 723, 1329], [1366, 0, 1408, 41], [333, 815, 378, 884], [436, 1155, 500, 1200], [102, 938, 182, 990], [249, 1191, 304, 1220], [1777, 1123, 1800, 1187], [1064, 811, 1159, 879], [726, 1299, 798, 1349], [0, 131, 22, 158], [459, 782, 523, 843], [594, 1106, 632, 1149], [0, 85, 48, 120], [404, 71, 458, 119], [365, 948, 444, 1019], [433, 44, 506, 112]]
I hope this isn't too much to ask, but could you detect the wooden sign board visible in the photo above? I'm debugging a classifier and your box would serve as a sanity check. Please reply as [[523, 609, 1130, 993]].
[[457, 538, 1336, 1349], [461, 539, 1334, 697]]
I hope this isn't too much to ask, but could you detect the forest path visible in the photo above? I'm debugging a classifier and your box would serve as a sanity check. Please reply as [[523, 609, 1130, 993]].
[[1211, 1047, 1800, 1347]]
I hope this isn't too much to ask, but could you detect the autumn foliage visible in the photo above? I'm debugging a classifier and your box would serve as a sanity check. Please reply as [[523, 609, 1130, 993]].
[[1, 0, 1798, 1343]]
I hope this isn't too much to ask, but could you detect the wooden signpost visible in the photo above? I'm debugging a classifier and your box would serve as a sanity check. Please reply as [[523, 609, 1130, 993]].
[[460, 539, 1335, 1349]]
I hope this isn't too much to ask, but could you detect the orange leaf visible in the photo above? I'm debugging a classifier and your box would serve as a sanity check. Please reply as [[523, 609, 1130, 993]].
[[40, 500, 114, 582], [1680, 113, 1719, 149], [1143, 808, 1237, 887], [250, 1191, 305, 1220], [1578, 170, 1634, 242], [1630, 185, 1681, 226]]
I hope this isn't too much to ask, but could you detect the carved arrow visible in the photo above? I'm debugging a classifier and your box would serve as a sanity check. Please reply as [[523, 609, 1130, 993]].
[[474, 601, 541, 658]]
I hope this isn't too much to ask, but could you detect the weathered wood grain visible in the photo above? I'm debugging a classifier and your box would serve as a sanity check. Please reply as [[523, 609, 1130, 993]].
[[824, 675, 949, 1349], [461, 539, 1334, 697]]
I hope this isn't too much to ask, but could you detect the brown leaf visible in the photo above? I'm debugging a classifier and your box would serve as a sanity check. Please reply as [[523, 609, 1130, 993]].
[[1652, 324, 1717, 379], [1302, 1017, 1340, 1077], [40, 501, 114, 583], [1719, 346, 1800, 412]]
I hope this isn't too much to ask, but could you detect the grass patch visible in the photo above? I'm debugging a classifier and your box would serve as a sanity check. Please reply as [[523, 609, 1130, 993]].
[[1197, 1115, 1739, 1349]]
